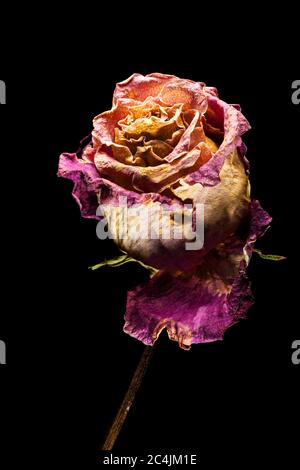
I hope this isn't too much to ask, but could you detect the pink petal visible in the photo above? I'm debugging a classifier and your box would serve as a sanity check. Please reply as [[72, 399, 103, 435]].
[[124, 201, 271, 349]]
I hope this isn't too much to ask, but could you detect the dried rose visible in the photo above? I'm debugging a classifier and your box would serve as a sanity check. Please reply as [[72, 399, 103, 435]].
[[58, 73, 271, 349]]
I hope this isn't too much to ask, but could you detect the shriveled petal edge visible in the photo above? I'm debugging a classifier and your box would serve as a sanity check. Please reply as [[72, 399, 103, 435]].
[[57, 151, 183, 220]]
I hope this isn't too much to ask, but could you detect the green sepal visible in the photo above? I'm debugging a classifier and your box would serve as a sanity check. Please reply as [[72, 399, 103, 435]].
[[89, 253, 158, 277], [253, 248, 286, 261]]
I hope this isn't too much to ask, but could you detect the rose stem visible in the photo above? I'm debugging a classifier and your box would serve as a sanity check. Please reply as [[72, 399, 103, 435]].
[[101, 344, 156, 451]]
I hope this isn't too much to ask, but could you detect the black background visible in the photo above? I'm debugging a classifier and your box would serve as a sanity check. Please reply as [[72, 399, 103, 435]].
[[0, 21, 299, 468]]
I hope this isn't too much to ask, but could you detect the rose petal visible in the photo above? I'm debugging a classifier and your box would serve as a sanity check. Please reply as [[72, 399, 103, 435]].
[[92, 105, 128, 150], [113, 73, 175, 104], [58, 152, 102, 219], [113, 73, 208, 113], [164, 110, 200, 163], [185, 94, 251, 186], [124, 200, 271, 348], [94, 145, 207, 194]]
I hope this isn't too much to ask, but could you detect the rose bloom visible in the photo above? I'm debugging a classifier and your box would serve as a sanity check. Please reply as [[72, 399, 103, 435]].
[[58, 73, 271, 349]]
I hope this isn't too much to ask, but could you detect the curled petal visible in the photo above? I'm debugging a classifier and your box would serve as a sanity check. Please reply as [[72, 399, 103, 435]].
[[58, 152, 102, 219], [166, 128, 185, 147], [143, 139, 173, 158], [185, 94, 251, 186], [94, 145, 208, 194], [121, 107, 183, 140], [134, 146, 165, 166], [113, 73, 175, 104], [165, 110, 200, 163], [92, 104, 129, 149], [113, 73, 208, 113], [111, 143, 134, 164], [160, 78, 207, 113]]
